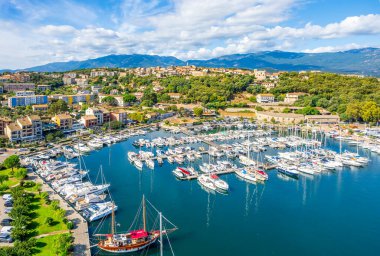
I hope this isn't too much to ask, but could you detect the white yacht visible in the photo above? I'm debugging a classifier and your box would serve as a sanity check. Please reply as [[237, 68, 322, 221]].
[[83, 202, 117, 222], [235, 169, 257, 183], [134, 159, 143, 170], [146, 159, 155, 169], [210, 174, 229, 192], [127, 152, 137, 163], [73, 143, 92, 153], [198, 174, 217, 191], [88, 140, 103, 149]]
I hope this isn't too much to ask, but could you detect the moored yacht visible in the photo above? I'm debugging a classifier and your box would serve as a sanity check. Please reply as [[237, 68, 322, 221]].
[[83, 201, 117, 222]]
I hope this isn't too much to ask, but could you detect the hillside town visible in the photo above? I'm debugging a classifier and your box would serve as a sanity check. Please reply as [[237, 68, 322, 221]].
[[0, 66, 363, 146]]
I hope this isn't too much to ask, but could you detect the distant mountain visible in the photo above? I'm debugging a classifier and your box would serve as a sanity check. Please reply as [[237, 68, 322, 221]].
[[189, 48, 380, 76], [5, 48, 379, 76], [23, 54, 185, 72]]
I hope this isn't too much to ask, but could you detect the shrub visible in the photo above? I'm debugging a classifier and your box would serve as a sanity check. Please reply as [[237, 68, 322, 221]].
[[45, 217, 54, 226], [66, 221, 74, 230]]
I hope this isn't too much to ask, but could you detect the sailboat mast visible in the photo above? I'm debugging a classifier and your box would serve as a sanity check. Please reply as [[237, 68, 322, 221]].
[[111, 202, 115, 235], [160, 212, 163, 256], [143, 195, 147, 232]]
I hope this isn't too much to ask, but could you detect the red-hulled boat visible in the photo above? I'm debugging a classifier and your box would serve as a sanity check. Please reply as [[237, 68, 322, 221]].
[[95, 196, 177, 254]]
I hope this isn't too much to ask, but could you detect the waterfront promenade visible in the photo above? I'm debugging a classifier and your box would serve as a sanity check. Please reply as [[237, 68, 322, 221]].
[[27, 170, 91, 256]]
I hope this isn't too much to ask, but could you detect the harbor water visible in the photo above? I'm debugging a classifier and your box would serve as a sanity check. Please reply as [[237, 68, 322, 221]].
[[74, 130, 380, 256]]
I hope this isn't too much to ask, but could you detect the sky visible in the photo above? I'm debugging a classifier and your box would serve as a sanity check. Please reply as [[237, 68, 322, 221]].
[[0, 0, 379, 69]]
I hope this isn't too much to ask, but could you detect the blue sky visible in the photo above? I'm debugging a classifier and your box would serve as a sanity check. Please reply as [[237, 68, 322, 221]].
[[0, 0, 379, 69]]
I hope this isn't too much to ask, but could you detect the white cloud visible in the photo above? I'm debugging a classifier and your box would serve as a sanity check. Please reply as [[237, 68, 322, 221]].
[[303, 43, 364, 53], [0, 0, 380, 69], [37, 25, 77, 36]]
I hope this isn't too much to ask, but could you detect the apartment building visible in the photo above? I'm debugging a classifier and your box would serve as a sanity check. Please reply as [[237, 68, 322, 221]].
[[5, 115, 42, 142], [85, 107, 104, 125], [15, 91, 35, 97], [37, 84, 51, 91], [110, 110, 127, 125], [90, 69, 116, 77], [0, 116, 12, 136], [49, 94, 93, 105], [3, 83, 35, 92], [32, 104, 49, 112], [51, 114, 73, 130], [80, 115, 98, 128], [8, 95, 48, 108]]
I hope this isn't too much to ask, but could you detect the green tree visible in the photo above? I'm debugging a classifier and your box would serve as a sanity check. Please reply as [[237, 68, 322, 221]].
[[53, 234, 72, 256], [296, 106, 320, 115], [101, 96, 118, 106], [3, 155, 20, 171], [0, 175, 8, 184], [361, 101, 380, 123], [123, 93, 137, 103], [282, 107, 291, 113], [193, 107, 204, 117], [346, 102, 362, 121], [49, 99, 69, 114], [14, 168, 27, 179]]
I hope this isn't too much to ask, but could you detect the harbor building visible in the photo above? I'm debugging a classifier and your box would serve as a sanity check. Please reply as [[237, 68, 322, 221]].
[[305, 115, 340, 124], [256, 112, 304, 124]]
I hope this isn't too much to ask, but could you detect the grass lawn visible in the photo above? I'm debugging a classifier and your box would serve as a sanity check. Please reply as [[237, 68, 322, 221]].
[[29, 195, 68, 236], [0, 168, 25, 191], [33, 235, 58, 256]]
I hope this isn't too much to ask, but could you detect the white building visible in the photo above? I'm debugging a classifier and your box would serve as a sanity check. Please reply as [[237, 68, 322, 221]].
[[256, 93, 275, 103]]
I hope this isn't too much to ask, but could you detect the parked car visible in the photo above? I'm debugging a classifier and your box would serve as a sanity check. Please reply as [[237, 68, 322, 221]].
[[0, 233, 13, 243], [2, 194, 12, 201], [4, 207, 12, 214], [4, 201, 13, 207], [0, 219, 13, 226], [0, 226, 12, 234]]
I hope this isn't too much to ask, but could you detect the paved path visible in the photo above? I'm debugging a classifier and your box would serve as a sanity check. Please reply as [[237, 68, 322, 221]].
[[34, 230, 70, 239], [27, 171, 91, 256]]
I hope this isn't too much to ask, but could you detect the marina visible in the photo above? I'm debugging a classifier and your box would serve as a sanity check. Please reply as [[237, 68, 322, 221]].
[[20, 121, 380, 256]]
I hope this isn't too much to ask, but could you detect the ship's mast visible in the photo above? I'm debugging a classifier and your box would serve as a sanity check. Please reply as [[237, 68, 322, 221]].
[[159, 212, 163, 256], [111, 202, 115, 235], [143, 195, 146, 232]]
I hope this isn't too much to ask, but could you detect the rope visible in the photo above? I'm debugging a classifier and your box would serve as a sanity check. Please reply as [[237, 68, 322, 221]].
[[165, 225, 176, 256]]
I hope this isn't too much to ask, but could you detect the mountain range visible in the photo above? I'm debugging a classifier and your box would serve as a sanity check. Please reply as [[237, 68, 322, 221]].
[[3, 48, 380, 76]]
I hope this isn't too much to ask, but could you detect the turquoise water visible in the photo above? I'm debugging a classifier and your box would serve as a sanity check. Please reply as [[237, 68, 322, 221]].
[[73, 131, 380, 256]]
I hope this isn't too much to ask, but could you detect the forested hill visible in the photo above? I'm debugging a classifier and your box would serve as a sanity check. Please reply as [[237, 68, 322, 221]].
[[10, 48, 380, 76]]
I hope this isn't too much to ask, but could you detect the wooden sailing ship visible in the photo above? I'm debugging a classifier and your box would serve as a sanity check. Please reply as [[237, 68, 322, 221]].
[[94, 196, 177, 254]]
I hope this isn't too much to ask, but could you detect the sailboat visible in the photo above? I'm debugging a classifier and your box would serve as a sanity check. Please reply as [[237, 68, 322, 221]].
[[95, 196, 177, 254]]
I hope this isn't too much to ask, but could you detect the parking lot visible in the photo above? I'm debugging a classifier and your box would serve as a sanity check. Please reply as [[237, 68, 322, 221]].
[[0, 195, 14, 246]]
